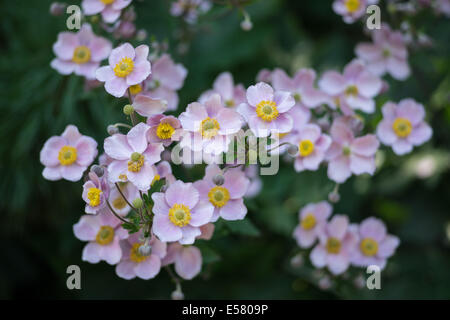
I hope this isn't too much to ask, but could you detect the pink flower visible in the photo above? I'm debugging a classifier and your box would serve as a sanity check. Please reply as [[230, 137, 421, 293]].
[[96, 43, 151, 97], [131, 94, 168, 117], [82, 171, 110, 214], [194, 164, 250, 222], [82, 0, 132, 23], [162, 243, 202, 280], [73, 208, 128, 265], [310, 215, 358, 275], [179, 94, 243, 155], [293, 201, 332, 248], [104, 123, 164, 191], [198, 223, 215, 240], [332, 0, 378, 24], [151, 180, 214, 244], [237, 82, 295, 137], [351, 217, 400, 269], [256, 68, 272, 83], [170, 0, 211, 24], [376, 99, 432, 155], [115, 232, 167, 280], [51, 24, 112, 79], [199, 72, 246, 108], [108, 182, 139, 216], [289, 124, 332, 172], [319, 59, 382, 114], [272, 68, 329, 109], [326, 119, 379, 183], [244, 165, 262, 198], [143, 54, 187, 111], [40, 125, 98, 182], [147, 114, 182, 146], [356, 23, 410, 80]]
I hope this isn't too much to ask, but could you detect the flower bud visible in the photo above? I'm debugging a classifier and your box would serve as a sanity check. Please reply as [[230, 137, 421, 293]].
[[49, 2, 66, 16], [290, 254, 304, 268], [212, 174, 225, 186], [136, 29, 147, 41], [160, 185, 168, 193], [90, 165, 104, 177], [241, 19, 253, 31], [123, 104, 134, 115], [138, 244, 152, 256], [287, 144, 299, 157], [107, 125, 119, 135], [171, 289, 184, 300], [328, 191, 340, 203], [132, 197, 143, 209]]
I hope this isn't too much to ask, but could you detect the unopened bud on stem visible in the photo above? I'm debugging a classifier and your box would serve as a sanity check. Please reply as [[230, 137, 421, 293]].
[[123, 104, 134, 115], [212, 174, 225, 186]]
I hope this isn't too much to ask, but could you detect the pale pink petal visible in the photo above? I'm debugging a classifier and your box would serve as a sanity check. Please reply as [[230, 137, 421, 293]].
[[50, 59, 76, 75], [179, 225, 201, 244], [104, 134, 133, 160], [328, 156, 351, 183], [310, 245, 327, 268], [175, 246, 202, 280], [219, 198, 247, 220], [190, 201, 214, 226], [351, 135, 379, 157], [115, 260, 136, 280], [319, 71, 346, 95], [134, 255, 161, 279], [109, 43, 135, 67], [82, 242, 102, 264], [378, 235, 400, 258], [273, 91, 295, 113], [105, 77, 128, 97], [82, 0, 105, 15], [165, 181, 199, 208], [96, 66, 115, 82], [359, 217, 386, 242], [327, 254, 350, 275], [153, 214, 182, 242], [327, 215, 349, 240], [408, 123, 432, 146], [350, 154, 376, 175], [246, 82, 274, 107], [61, 164, 85, 181], [126, 60, 151, 86], [126, 123, 149, 153], [42, 166, 62, 181], [392, 139, 413, 155]]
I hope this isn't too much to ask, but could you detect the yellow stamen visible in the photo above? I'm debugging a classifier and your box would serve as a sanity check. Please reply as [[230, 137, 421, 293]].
[[298, 140, 315, 157], [345, 0, 360, 13], [114, 57, 134, 78], [345, 85, 359, 96], [208, 186, 230, 208], [151, 174, 161, 186], [156, 122, 175, 140], [58, 145, 77, 166], [256, 100, 279, 122], [87, 187, 102, 207], [392, 117, 412, 138], [118, 174, 128, 181], [96, 226, 115, 245], [112, 196, 127, 210], [129, 84, 142, 95], [127, 153, 145, 172], [225, 99, 235, 107], [301, 214, 316, 230], [168, 203, 191, 227], [100, 0, 115, 4], [72, 46, 91, 64], [130, 243, 148, 263], [200, 117, 220, 139], [326, 237, 342, 254], [360, 237, 379, 256]]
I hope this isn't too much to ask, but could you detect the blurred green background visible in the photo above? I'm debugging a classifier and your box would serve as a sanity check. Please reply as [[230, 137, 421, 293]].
[[1, 0, 449, 299]]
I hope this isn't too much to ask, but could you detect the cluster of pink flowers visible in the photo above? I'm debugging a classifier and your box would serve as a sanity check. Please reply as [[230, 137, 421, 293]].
[[293, 201, 400, 275]]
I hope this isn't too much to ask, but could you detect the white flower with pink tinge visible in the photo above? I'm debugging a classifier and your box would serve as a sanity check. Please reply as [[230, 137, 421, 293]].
[[96, 43, 151, 97], [179, 93, 244, 155], [272, 68, 330, 109], [162, 243, 203, 280], [237, 82, 295, 137], [194, 164, 250, 222], [73, 208, 129, 265], [288, 124, 332, 172], [147, 114, 182, 147], [199, 72, 246, 108], [51, 23, 112, 80], [40, 125, 98, 182], [310, 215, 358, 275], [104, 123, 164, 191], [351, 217, 400, 270], [151, 180, 214, 244], [333, 0, 379, 24], [143, 54, 188, 111], [115, 232, 167, 280], [356, 23, 410, 80], [376, 99, 432, 155], [319, 59, 382, 115], [82, 0, 132, 23], [326, 118, 380, 183], [293, 201, 332, 248]]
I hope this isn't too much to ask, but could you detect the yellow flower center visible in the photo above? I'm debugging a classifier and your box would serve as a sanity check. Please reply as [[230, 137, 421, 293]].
[[58, 145, 77, 166], [130, 243, 148, 263], [101, 0, 115, 4], [114, 57, 134, 78], [360, 237, 379, 256], [112, 196, 127, 210], [345, 0, 360, 13], [128, 152, 145, 172], [293, 93, 301, 102], [276, 132, 290, 139], [392, 117, 412, 138], [72, 46, 91, 64], [87, 187, 102, 207], [129, 84, 142, 95], [151, 174, 161, 186], [345, 85, 359, 96], [156, 122, 175, 140], [96, 226, 115, 245], [256, 100, 279, 122], [301, 213, 316, 230], [326, 237, 342, 254], [169, 203, 191, 227], [208, 186, 230, 208], [225, 99, 235, 107], [201, 117, 220, 139], [298, 140, 315, 157], [118, 174, 128, 181]]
